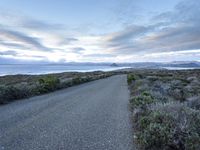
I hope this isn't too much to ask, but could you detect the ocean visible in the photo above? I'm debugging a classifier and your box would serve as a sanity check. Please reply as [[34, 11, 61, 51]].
[[162, 67, 196, 70], [0, 64, 197, 76], [0, 64, 128, 76]]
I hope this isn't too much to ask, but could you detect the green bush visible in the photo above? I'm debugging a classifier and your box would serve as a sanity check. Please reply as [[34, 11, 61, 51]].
[[135, 108, 200, 150], [81, 77, 90, 82], [136, 111, 175, 149], [0, 85, 17, 104], [130, 92, 155, 108], [127, 74, 136, 85], [72, 77, 82, 85], [169, 87, 187, 102], [128, 70, 200, 150], [0, 85, 32, 104], [38, 76, 60, 93]]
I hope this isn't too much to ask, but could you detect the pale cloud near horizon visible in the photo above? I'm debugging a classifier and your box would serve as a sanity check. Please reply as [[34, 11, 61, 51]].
[[0, 0, 200, 63]]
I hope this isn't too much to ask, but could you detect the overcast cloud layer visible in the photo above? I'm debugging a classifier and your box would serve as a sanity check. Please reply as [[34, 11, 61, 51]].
[[0, 0, 200, 63]]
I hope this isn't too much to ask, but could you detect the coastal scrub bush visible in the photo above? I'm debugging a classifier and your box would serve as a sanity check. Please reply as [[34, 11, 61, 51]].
[[38, 76, 60, 93], [136, 111, 175, 149], [187, 96, 200, 110], [130, 92, 155, 108], [0, 85, 30, 104], [72, 77, 82, 85], [168, 87, 186, 102], [0, 85, 17, 104], [134, 104, 200, 150], [127, 74, 136, 85], [128, 70, 200, 150]]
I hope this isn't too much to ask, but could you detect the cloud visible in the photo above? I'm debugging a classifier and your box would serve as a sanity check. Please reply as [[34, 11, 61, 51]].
[[0, 50, 17, 56], [105, 25, 148, 43], [112, 0, 142, 26], [0, 10, 66, 31], [59, 38, 78, 46], [0, 28, 52, 51], [0, 55, 52, 64], [0, 40, 28, 49], [70, 47, 85, 54], [84, 53, 116, 58], [103, 0, 200, 56], [20, 18, 65, 31], [0, 0, 199, 63], [0, 10, 83, 63]]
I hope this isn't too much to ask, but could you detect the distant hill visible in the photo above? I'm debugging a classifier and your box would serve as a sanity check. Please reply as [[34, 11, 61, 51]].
[[163, 61, 200, 68], [110, 63, 118, 67], [3, 61, 200, 69], [117, 61, 200, 69]]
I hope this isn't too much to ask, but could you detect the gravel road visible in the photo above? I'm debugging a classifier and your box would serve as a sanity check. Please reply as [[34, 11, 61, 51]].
[[0, 75, 134, 150]]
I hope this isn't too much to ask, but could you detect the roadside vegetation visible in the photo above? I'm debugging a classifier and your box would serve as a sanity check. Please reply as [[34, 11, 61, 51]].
[[128, 69, 200, 150], [0, 71, 114, 104]]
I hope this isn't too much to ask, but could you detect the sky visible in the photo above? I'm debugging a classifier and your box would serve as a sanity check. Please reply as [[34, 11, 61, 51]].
[[0, 0, 200, 63]]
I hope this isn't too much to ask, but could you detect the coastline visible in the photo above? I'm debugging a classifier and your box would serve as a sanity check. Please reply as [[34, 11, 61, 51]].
[[0, 64, 129, 76], [1, 68, 200, 105]]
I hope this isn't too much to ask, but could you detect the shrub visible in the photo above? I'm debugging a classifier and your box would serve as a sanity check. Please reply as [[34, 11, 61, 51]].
[[81, 76, 90, 82], [130, 92, 155, 108], [185, 132, 200, 150], [136, 111, 174, 149], [0, 85, 16, 104], [168, 87, 186, 102], [72, 77, 82, 85], [0, 84, 32, 104], [127, 74, 136, 85], [38, 76, 60, 93], [134, 105, 200, 150], [146, 76, 158, 83], [59, 80, 73, 88], [187, 96, 200, 110], [128, 70, 200, 150]]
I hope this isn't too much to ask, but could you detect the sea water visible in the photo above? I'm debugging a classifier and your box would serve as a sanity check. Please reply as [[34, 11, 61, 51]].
[[0, 64, 128, 76]]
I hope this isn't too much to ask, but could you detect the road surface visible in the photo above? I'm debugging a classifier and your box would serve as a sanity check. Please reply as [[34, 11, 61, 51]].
[[0, 75, 133, 150]]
